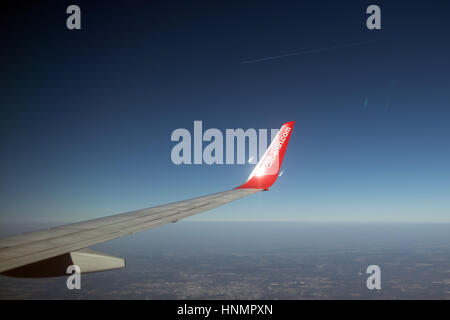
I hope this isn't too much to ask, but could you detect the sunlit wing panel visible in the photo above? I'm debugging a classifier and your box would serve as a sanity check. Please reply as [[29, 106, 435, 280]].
[[0, 188, 260, 274]]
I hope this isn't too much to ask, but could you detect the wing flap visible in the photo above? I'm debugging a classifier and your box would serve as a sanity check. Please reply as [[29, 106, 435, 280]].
[[3, 248, 125, 278]]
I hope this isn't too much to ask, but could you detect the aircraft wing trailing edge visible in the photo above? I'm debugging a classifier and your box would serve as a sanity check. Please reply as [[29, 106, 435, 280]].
[[0, 121, 295, 277]]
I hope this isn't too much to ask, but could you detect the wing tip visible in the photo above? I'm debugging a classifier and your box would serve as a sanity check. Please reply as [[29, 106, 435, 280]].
[[236, 120, 295, 190]]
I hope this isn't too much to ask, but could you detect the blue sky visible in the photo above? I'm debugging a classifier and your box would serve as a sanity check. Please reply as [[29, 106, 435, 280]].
[[0, 0, 449, 223]]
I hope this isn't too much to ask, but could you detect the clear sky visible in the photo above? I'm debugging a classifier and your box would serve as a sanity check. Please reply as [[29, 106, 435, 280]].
[[1, 0, 449, 223]]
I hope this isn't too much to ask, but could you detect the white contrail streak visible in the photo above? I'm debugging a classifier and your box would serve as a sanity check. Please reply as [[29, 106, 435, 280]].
[[241, 39, 385, 64]]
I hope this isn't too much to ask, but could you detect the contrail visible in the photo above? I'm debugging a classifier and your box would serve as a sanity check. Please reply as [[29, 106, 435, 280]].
[[241, 38, 386, 64]]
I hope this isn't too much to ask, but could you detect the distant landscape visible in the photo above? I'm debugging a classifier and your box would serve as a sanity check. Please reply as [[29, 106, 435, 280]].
[[0, 222, 449, 299]]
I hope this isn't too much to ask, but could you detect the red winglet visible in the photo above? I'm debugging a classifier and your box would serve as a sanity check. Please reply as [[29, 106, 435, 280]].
[[236, 121, 295, 190]]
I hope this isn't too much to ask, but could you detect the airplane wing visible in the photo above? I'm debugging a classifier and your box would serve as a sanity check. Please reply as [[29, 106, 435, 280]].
[[0, 121, 295, 277]]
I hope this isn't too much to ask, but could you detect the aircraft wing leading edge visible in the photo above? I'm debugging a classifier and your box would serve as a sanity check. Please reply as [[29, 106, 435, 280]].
[[0, 121, 295, 277]]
